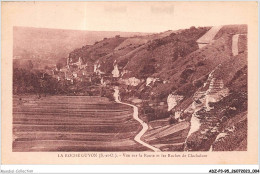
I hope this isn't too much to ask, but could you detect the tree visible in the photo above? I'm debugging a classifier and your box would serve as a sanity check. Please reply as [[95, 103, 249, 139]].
[[190, 26, 196, 30], [140, 64, 156, 76]]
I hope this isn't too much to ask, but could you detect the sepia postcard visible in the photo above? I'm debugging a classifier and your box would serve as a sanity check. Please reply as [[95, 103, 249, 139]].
[[1, 1, 258, 164]]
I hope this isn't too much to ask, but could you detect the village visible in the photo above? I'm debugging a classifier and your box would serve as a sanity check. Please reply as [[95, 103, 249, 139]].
[[12, 24, 248, 153]]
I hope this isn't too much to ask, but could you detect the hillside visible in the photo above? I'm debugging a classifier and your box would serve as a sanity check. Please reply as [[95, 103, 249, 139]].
[[13, 24, 248, 151], [13, 26, 149, 70]]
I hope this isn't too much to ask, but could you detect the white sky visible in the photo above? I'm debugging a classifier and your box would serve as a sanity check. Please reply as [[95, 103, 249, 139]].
[[2, 1, 256, 32]]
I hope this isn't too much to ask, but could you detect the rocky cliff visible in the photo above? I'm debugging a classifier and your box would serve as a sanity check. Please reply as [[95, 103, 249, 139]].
[[28, 24, 248, 151]]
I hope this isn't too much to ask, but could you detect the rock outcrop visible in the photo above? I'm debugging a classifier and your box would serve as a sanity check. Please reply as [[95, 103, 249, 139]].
[[120, 77, 141, 86], [112, 64, 120, 78], [167, 94, 184, 112], [30, 24, 247, 152]]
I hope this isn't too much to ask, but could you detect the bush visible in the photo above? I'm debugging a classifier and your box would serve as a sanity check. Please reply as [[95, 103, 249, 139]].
[[180, 68, 195, 79], [157, 91, 169, 100], [147, 39, 166, 50], [146, 108, 171, 122], [190, 26, 196, 30], [176, 83, 196, 96], [118, 59, 128, 68], [196, 61, 205, 67], [140, 64, 156, 76], [169, 117, 177, 124]]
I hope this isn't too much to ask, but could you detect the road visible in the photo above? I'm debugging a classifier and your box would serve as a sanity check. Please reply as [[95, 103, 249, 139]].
[[196, 25, 222, 48], [114, 87, 161, 152], [232, 34, 240, 56]]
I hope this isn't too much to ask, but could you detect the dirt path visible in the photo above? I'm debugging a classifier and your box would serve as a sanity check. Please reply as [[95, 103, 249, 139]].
[[197, 25, 222, 48], [232, 34, 240, 56], [114, 87, 161, 152]]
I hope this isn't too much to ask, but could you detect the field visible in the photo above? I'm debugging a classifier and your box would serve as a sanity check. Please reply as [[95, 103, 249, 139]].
[[13, 95, 148, 151], [143, 121, 190, 151]]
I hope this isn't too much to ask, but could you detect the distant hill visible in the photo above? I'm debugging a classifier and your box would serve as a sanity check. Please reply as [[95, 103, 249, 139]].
[[13, 26, 150, 69]]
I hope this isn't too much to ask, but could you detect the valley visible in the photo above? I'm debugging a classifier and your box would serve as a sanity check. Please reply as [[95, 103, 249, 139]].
[[13, 24, 248, 151]]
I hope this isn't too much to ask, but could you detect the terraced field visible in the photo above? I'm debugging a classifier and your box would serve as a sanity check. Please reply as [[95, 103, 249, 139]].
[[13, 95, 148, 151], [143, 121, 190, 151]]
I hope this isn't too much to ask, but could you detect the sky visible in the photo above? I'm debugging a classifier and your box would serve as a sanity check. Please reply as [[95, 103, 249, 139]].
[[2, 1, 257, 33]]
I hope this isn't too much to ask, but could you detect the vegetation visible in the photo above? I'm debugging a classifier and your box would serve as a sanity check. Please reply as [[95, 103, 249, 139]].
[[13, 68, 57, 95], [13, 68, 103, 96], [13, 24, 248, 151]]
